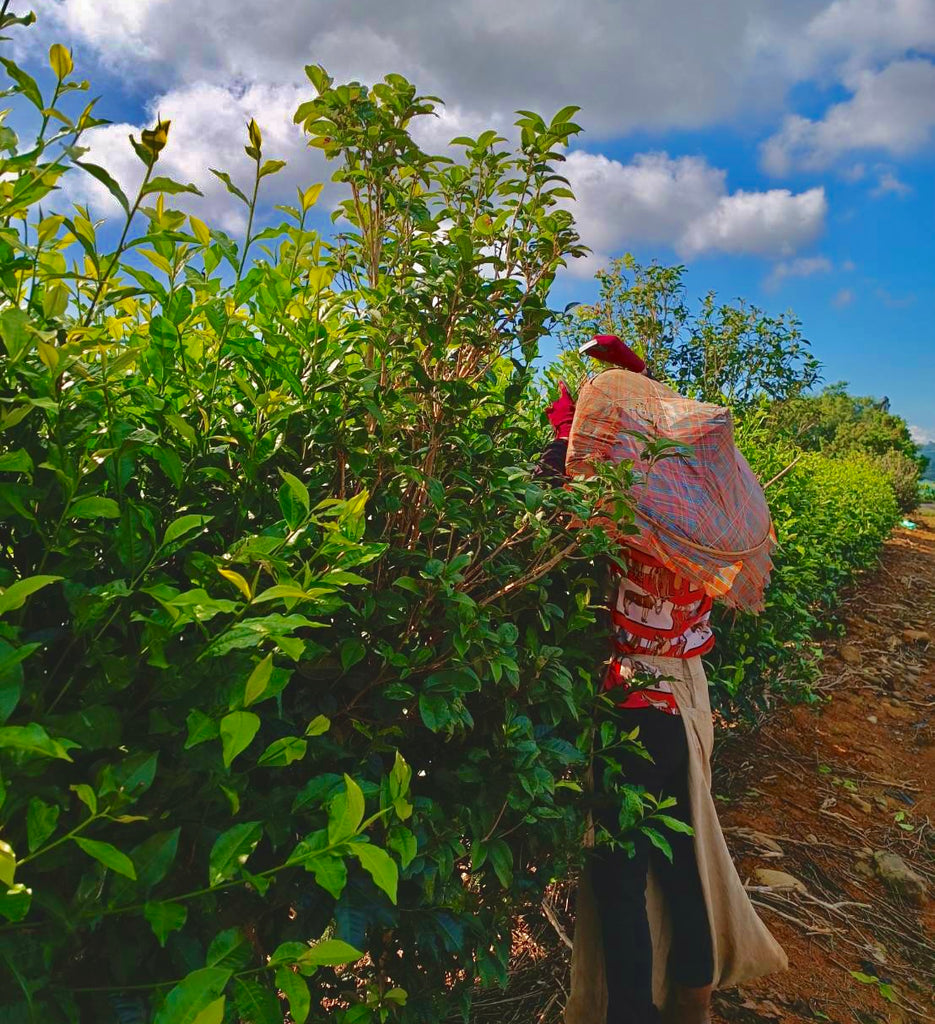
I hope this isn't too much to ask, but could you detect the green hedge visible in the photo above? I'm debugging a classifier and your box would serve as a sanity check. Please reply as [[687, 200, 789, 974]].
[[707, 431, 900, 714]]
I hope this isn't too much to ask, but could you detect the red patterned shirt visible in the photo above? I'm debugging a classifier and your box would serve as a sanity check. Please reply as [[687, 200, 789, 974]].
[[603, 548, 714, 715]]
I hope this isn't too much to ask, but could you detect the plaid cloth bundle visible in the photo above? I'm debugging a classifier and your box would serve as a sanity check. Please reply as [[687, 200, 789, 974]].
[[565, 369, 775, 612]]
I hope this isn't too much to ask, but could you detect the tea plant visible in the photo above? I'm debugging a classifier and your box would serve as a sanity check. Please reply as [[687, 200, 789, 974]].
[[0, 17, 627, 1023]]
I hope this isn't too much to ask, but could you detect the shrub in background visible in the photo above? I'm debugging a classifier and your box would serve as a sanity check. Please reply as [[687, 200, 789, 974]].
[[870, 450, 922, 514], [708, 431, 900, 715]]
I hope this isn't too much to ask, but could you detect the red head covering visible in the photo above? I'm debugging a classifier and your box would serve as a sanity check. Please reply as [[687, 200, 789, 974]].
[[580, 334, 646, 374]]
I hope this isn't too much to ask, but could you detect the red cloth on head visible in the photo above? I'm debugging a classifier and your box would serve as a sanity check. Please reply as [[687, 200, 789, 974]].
[[583, 334, 646, 374]]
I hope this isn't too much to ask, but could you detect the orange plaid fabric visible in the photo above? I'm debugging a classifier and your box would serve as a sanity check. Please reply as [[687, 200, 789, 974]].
[[566, 370, 776, 613]]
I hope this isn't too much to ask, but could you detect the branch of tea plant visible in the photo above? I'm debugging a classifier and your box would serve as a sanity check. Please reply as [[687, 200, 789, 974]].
[[48, 528, 235, 710], [477, 540, 580, 607], [35, 81, 64, 155], [81, 161, 155, 327], [764, 451, 806, 490], [459, 527, 528, 588], [206, 149, 262, 414], [18, 810, 106, 866], [70, 963, 277, 996], [500, 168, 533, 282], [101, 810, 392, 924]]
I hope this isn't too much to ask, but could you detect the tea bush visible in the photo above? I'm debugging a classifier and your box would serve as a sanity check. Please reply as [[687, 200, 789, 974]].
[[707, 430, 901, 714], [0, 24, 641, 1024], [0, 12, 906, 1024]]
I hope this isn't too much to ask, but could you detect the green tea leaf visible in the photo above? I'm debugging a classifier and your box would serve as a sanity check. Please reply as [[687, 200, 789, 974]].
[[185, 709, 219, 749], [0, 883, 31, 922], [653, 814, 695, 836], [302, 938, 363, 967], [259, 159, 286, 179], [71, 783, 97, 813], [142, 176, 204, 197], [144, 900, 188, 947], [219, 711, 260, 768], [26, 798, 60, 853], [74, 837, 136, 879], [0, 723, 74, 760], [487, 839, 513, 888], [70, 496, 120, 520], [191, 998, 225, 1024], [279, 470, 310, 512], [208, 821, 263, 886], [206, 927, 253, 971], [162, 514, 212, 547], [242, 654, 273, 707], [0, 307, 32, 361], [153, 967, 232, 1024], [275, 967, 310, 1023], [305, 852, 347, 899], [257, 735, 307, 767], [305, 714, 330, 737], [0, 57, 43, 111], [349, 842, 398, 903], [0, 449, 33, 474], [328, 774, 365, 843], [0, 839, 15, 886], [233, 978, 280, 1024], [120, 829, 180, 895], [75, 161, 130, 214], [0, 575, 62, 616], [209, 168, 248, 205]]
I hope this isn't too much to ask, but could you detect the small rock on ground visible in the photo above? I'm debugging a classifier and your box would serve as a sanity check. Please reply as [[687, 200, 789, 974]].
[[872, 850, 928, 903]]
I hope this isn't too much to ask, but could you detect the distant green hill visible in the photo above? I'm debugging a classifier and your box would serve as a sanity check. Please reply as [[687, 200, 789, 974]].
[[920, 443, 935, 480]]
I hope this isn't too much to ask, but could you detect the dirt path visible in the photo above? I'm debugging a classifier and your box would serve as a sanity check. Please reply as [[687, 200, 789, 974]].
[[711, 512, 935, 1024], [466, 513, 935, 1024]]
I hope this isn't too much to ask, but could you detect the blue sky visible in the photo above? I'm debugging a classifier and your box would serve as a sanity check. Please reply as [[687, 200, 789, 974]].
[[12, 1, 935, 440]]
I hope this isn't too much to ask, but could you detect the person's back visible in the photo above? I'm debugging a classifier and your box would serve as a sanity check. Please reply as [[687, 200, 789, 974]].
[[542, 336, 786, 1024]]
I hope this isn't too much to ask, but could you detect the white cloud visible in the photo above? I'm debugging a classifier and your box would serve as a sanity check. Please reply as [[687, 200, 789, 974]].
[[59, 81, 321, 230], [802, 0, 935, 71], [765, 255, 833, 290], [910, 424, 935, 444], [36, 0, 851, 138], [561, 151, 827, 272], [761, 59, 935, 173], [871, 170, 913, 197], [832, 287, 855, 307], [679, 186, 827, 259]]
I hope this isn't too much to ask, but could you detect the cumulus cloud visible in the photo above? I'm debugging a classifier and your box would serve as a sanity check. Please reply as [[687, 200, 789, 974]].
[[680, 187, 827, 258], [801, 0, 935, 72], [832, 287, 856, 307], [761, 59, 935, 173], [59, 81, 323, 230], [41, 0, 832, 138], [910, 424, 935, 444], [561, 151, 826, 272]]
